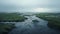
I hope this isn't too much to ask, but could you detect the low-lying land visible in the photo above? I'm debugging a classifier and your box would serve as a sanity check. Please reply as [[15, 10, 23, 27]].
[[36, 13, 60, 30], [0, 13, 28, 34], [0, 23, 15, 34], [0, 13, 27, 22]]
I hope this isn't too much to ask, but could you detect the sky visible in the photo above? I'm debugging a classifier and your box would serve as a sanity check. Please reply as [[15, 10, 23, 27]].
[[0, 0, 60, 13]]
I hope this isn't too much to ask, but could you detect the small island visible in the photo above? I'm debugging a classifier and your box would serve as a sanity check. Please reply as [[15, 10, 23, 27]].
[[32, 20, 39, 23]]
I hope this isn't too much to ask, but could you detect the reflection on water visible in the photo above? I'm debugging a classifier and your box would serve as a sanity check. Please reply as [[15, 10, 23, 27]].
[[8, 15, 60, 34]]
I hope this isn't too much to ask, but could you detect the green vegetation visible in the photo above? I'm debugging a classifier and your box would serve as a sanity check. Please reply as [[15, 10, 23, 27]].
[[36, 13, 60, 30], [0, 13, 27, 22], [0, 13, 28, 34], [0, 23, 15, 34]]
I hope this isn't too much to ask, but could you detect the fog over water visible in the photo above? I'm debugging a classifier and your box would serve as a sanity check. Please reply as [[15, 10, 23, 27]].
[[0, 0, 60, 34], [0, 0, 60, 13]]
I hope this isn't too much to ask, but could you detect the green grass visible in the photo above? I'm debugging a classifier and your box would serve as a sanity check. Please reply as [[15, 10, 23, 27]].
[[36, 13, 60, 30], [0, 13, 27, 34], [0, 13, 27, 22], [0, 23, 15, 34]]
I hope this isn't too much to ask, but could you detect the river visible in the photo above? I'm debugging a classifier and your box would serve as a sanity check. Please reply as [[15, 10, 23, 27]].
[[8, 15, 60, 34]]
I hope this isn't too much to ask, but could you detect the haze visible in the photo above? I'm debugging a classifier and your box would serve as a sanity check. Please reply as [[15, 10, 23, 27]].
[[0, 0, 60, 13]]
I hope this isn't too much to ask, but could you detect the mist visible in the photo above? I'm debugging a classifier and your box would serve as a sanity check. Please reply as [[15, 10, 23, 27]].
[[0, 0, 60, 13]]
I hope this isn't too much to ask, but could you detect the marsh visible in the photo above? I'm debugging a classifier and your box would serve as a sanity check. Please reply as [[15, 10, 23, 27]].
[[0, 0, 60, 34]]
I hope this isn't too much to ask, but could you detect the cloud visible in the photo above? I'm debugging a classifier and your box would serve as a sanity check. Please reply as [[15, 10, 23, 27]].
[[0, 0, 60, 12]]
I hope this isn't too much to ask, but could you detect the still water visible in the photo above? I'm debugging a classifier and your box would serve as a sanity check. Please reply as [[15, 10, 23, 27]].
[[8, 15, 60, 34]]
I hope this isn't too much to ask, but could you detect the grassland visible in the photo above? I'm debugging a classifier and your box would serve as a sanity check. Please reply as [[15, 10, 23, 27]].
[[36, 13, 60, 30], [0, 13, 27, 22]]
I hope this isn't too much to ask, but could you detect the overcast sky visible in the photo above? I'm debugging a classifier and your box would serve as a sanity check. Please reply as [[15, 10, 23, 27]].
[[0, 0, 60, 13]]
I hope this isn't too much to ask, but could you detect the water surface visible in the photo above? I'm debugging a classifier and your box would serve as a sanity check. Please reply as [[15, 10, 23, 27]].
[[8, 15, 60, 34]]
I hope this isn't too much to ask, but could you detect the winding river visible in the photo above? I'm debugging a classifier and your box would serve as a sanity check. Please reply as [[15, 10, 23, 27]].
[[8, 15, 60, 34]]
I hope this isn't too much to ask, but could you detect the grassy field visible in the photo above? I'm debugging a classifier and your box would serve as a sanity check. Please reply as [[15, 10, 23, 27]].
[[0, 13, 27, 22], [36, 13, 60, 30]]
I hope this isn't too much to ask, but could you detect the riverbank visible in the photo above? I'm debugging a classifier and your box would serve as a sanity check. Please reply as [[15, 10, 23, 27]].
[[0, 13, 27, 22], [0, 13, 28, 34], [8, 15, 50, 34], [36, 13, 60, 30], [0, 23, 15, 34]]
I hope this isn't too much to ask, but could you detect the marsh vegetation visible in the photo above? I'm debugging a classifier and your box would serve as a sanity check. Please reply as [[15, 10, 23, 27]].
[[0, 13, 27, 34], [36, 13, 60, 30], [0, 13, 27, 22], [0, 23, 15, 34]]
